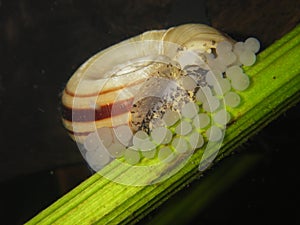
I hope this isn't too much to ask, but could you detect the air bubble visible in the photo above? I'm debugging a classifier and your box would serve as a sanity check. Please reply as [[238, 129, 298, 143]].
[[225, 65, 243, 80], [213, 109, 231, 125], [84, 132, 100, 151], [206, 126, 223, 142], [107, 143, 125, 158], [206, 71, 218, 86], [196, 86, 213, 103], [181, 102, 199, 119], [244, 37, 260, 53], [207, 57, 227, 74], [203, 96, 220, 112], [140, 140, 157, 151], [85, 151, 99, 167], [193, 113, 210, 129], [233, 42, 245, 55], [142, 149, 157, 159], [179, 75, 197, 91], [172, 136, 189, 153], [124, 148, 140, 165], [214, 78, 231, 95], [151, 127, 173, 145], [85, 147, 111, 167], [216, 41, 233, 55], [175, 120, 193, 135], [224, 92, 241, 107], [114, 125, 133, 146], [132, 130, 149, 148], [188, 132, 204, 149], [162, 109, 180, 126], [217, 51, 237, 66], [97, 127, 113, 148], [158, 146, 174, 162], [216, 41, 236, 66], [239, 49, 256, 66], [231, 73, 250, 91]]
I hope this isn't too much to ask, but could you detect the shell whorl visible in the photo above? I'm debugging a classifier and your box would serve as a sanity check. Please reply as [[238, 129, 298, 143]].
[[61, 23, 261, 181], [61, 24, 230, 143]]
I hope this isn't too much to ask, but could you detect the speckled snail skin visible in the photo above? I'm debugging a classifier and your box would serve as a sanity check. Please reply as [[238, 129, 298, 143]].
[[61, 24, 230, 143], [61, 23, 259, 174]]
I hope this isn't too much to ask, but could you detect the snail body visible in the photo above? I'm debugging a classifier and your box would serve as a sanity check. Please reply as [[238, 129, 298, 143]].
[[61, 24, 259, 178]]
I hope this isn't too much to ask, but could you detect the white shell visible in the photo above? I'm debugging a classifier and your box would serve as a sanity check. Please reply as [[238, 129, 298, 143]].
[[62, 24, 230, 143], [61, 24, 260, 184]]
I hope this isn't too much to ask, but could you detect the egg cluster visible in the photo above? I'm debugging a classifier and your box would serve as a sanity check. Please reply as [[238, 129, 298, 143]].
[[82, 38, 260, 171]]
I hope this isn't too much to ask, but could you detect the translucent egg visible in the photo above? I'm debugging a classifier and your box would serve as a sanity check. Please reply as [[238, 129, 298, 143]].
[[206, 126, 223, 142]]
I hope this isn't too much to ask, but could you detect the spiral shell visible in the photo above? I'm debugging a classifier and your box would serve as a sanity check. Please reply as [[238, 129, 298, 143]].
[[61, 23, 260, 182], [61, 24, 230, 143]]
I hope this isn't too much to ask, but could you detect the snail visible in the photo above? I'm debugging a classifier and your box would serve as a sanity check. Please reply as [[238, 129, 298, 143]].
[[61, 24, 260, 175]]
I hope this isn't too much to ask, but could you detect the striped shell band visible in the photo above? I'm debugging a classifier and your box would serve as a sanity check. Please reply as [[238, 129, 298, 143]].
[[61, 24, 260, 185]]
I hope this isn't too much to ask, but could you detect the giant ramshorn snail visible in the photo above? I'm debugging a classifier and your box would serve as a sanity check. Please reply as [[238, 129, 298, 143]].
[[62, 24, 259, 184]]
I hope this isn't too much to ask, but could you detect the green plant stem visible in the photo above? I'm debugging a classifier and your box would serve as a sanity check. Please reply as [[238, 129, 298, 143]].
[[143, 151, 264, 225], [26, 24, 300, 225]]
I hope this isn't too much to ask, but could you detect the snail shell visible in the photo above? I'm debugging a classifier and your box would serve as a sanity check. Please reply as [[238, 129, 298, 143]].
[[61, 23, 260, 181], [61, 24, 231, 143]]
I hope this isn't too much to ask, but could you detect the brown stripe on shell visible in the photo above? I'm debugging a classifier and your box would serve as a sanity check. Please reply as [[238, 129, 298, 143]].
[[64, 77, 148, 98], [68, 130, 91, 136], [64, 117, 131, 143], [62, 98, 134, 122], [62, 112, 130, 135]]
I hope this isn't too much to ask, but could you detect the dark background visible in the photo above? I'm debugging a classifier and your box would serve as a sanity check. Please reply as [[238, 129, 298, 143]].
[[0, 0, 299, 224]]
